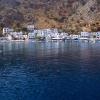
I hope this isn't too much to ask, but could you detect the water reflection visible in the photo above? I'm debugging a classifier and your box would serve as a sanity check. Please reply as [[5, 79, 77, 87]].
[[0, 41, 66, 57], [0, 41, 100, 100]]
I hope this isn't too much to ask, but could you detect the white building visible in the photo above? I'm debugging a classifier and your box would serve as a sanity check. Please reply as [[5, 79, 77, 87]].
[[70, 35, 80, 40], [36, 30, 45, 37], [3, 28, 14, 35], [34, 28, 59, 38], [80, 32, 90, 40], [10, 32, 25, 40], [60, 32, 68, 38], [28, 32, 36, 39], [47, 28, 59, 38], [27, 25, 35, 32]]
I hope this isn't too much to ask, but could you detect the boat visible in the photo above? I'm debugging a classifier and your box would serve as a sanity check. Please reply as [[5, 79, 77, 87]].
[[52, 35, 65, 40]]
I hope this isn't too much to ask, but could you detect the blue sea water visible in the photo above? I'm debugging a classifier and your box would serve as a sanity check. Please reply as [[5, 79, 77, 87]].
[[0, 40, 100, 100]]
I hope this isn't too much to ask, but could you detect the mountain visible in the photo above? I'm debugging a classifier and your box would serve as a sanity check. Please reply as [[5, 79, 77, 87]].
[[0, 0, 100, 33]]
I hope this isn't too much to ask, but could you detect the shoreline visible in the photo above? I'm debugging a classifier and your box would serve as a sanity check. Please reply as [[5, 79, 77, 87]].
[[0, 39, 100, 43]]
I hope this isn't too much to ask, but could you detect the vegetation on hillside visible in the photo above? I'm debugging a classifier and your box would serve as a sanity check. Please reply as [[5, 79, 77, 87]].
[[0, 0, 99, 34]]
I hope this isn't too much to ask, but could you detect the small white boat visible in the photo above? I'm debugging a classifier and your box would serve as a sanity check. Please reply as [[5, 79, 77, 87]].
[[52, 35, 65, 40], [79, 37, 89, 40]]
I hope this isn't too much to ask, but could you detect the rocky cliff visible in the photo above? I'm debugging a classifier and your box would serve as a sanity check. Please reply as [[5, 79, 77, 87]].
[[0, 0, 99, 33]]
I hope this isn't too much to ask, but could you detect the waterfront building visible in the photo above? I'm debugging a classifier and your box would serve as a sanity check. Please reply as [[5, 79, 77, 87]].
[[70, 35, 80, 40], [28, 32, 36, 39], [34, 28, 59, 38], [60, 32, 68, 39], [36, 30, 45, 37], [27, 25, 35, 32], [3, 28, 14, 35], [51, 32, 68, 40], [80, 32, 90, 40], [10, 32, 24, 40]]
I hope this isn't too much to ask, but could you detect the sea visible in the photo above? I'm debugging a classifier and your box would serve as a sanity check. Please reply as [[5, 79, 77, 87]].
[[0, 40, 100, 100]]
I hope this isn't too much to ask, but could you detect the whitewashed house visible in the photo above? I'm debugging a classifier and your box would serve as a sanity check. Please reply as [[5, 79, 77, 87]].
[[28, 32, 36, 39], [36, 30, 45, 37], [3, 28, 14, 35], [51, 32, 68, 40], [47, 29, 58, 38], [28, 32, 34, 39], [27, 25, 35, 32], [80, 32, 90, 40], [35, 28, 58, 38], [60, 32, 68, 39], [70, 35, 80, 40], [42, 29, 52, 36], [41, 29, 52, 40], [40, 28, 68, 40], [10, 32, 24, 40]]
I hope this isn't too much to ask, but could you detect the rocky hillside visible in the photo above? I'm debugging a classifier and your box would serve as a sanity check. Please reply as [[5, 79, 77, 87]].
[[0, 0, 100, 33]]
